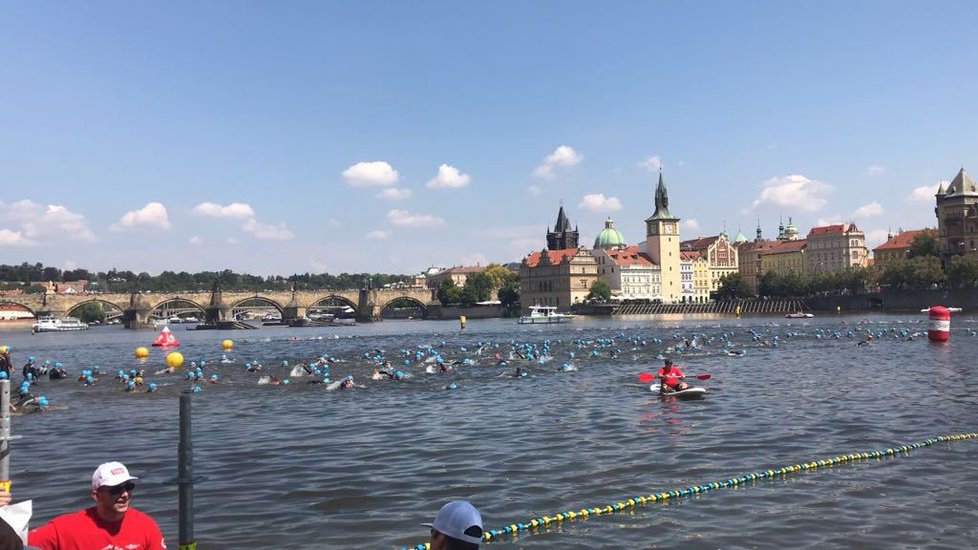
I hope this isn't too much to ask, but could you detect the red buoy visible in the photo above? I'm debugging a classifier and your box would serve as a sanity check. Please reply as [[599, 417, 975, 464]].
[[927, 306, 950, 342]]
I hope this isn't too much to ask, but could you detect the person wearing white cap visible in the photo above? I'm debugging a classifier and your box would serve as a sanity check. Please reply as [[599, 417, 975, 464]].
[[27, 461, 166, 550], [423, 500, 484, 550]]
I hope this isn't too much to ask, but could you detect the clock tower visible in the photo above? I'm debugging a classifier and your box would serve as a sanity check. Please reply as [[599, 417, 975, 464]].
[[644, 171, 681, 302]]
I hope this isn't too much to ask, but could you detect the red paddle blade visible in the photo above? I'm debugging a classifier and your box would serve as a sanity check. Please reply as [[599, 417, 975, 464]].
[[695, 374, 711, 380], [638, 372, 655, 383]]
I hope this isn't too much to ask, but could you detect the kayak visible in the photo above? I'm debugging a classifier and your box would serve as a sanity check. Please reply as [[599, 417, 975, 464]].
[[651, 385, 707, 399]]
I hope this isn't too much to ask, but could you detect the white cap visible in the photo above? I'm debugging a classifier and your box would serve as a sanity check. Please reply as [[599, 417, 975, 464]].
[[92, 461, 138, 490], [423, 500, 483, 545]]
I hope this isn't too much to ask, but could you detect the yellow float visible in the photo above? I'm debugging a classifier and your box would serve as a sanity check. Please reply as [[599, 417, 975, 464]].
[[166, 352, 184, 368], [221, 339, 233, 351], [134, 346, 149, 359]]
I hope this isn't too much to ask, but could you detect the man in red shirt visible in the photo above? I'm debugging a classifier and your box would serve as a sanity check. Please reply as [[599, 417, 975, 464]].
[[657, 358, 689, 393], [28, 461, 166, 550]]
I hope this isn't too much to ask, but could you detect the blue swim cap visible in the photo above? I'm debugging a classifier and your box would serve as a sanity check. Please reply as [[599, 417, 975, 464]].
[[395, 370, 404, 379], [37, 396, 49, 408], [86, 376, 94, 383], [210, 374, 219, 380], [28, 356, 35, 361], [192, 384, 202, 393], [148, 383, 158, 391], [282, 379, 290, 385], [0, 372, 6, 380], [199, 361, 206, 367], [55, 362, 62, 368]]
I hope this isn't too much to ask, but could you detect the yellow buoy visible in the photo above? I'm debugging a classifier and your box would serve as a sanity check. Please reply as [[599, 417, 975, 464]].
[[134, 346, 149, 359], [459, 316, 466, 330], [166, 352, 184, 368], [221, 339, 234, 351], [0, 345, 7, 353]]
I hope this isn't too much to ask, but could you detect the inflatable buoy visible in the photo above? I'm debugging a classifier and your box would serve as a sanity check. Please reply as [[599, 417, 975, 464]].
[[134, 346, 149, 359], [221, 339, 234, 351], [166, 352, 184, 368], [927, 306, 950, 342]]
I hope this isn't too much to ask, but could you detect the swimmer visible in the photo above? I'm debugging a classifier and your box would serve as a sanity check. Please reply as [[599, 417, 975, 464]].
[[146, 383, 159, 393], [857, 334, 874, 347]]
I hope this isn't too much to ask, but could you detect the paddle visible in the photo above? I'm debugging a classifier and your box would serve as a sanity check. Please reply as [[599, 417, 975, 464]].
[[638, 371, 711, 383]]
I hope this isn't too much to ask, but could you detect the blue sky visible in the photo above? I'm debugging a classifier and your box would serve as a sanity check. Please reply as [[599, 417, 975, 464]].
[[2, 1, 977, 276]]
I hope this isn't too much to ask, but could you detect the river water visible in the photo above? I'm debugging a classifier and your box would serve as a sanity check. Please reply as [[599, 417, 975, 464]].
[[2, 314, 977, 549]]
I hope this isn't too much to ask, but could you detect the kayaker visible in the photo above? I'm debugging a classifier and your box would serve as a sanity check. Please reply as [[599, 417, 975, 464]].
[[423, 500, 484, 550], [28, 461, 166, 550], [657, 358, 689, 392]]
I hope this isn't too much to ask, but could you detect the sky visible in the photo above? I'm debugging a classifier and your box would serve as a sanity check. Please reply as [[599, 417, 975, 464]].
[[2, 1, 978, 277]]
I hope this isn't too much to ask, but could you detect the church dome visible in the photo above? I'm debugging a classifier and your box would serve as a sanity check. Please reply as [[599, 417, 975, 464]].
[[593, 218, 627, 249]]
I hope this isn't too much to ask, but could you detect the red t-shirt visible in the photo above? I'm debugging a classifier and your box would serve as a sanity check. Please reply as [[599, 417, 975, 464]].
[[657, 365, 685, 388], [28, 507, 166, 550]]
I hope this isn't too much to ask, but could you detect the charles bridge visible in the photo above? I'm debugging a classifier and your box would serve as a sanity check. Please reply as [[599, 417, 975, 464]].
[[0, 286, 439, 328]]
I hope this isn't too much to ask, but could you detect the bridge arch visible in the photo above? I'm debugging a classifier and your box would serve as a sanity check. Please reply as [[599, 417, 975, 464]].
[[309, 295, 358, 317], [228, 297, 285, 321], [65, 299, 128, 321], [379, 296, 428, 319], [0, 300, 37, 318], [148, 297, 208, 320]]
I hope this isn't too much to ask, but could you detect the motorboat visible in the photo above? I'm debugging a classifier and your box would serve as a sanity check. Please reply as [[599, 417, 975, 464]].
[[31, 316, 90, 332], [785, 312, 814, 319], [518, 305, 575, 325]]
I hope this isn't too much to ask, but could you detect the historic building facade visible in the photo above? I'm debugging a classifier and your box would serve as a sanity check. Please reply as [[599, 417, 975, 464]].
[[680, 232, 739, 298], [519, 247, 598, 312], [759, 239, 807, 276], [934, 168, 978, 265], [593, 245, 660, 301], [805, 223, 868, 275]]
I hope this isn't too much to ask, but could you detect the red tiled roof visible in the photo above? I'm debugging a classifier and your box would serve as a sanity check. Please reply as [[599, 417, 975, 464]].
[[443, 265, 485, 274], [759, 239, 807, 255], [523, 248, 578, 268], [680, 250, 701, 261], [605, 245, 654, 267], [873, 229, 935, 252], [680, 235, 720, 251], [808, 223, 859, 236]]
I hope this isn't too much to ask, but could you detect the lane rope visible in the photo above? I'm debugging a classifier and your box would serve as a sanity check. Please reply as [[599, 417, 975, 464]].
[[402, 431, 977, 549]]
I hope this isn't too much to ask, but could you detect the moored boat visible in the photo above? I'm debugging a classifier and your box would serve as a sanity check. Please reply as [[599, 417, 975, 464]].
[[785, 312, 814, 319], [518, 305, 575, 325], [31, 316, 90, 332]]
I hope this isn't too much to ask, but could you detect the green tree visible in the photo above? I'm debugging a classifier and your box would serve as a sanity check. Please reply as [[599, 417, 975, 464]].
[[437, 279, 462, 305], [482, 264, 517, 289], [946, 254, 978, 288], [497, 279, 521, 315], [587, 279, 612, 302], [715, 272, 750, 300], [908, 231, 940, 259], [460, 273, 495, 306]]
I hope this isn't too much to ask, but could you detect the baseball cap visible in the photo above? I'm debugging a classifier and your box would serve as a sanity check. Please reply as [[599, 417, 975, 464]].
[[423, 500, 483, 545], [92, 461, 138, 490]]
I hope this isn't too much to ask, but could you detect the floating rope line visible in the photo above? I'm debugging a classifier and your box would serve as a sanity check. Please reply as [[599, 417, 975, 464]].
[[402, 432, 977, 550]]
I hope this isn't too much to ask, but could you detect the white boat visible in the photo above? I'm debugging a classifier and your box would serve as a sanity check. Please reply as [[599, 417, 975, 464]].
[[31, 316, 90, 332], [518, 306, 575, 325], [785, 312, 814, 318]]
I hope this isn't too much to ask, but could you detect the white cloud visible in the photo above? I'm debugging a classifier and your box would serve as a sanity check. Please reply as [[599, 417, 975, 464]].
[[866, 165, 886, 176], [342, 161, 399, 187], [387, 209, 446, 228], [639, 155, 663, 172], [242, 218, 294, 240], [527, 185, 543, 196], [112, 202, 171, 230], [751, 174, 832, 212], [578, 193, 622, 212], [0, 229, 29, 246], [426, 164, 471, 189], [866, 228, 890, 250], [194, 202, 255, 219], [906, 181, 945, 204], [533, 145, 582, 179], [327, 219, 342, 228], [681, 219, 701, 234], [815, 216, 844, 226], [227, 237, 240, 245], [852, 201, 883, 217], [376, 187, 413, 201], [0, 200, 96, 245], [189, 236, 204, 245], [366, 230, 391, 240]]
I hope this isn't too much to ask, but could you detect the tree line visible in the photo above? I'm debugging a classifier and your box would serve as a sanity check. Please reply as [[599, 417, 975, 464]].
[[716, 232, 978, 299], [0, 262, 412, 293]]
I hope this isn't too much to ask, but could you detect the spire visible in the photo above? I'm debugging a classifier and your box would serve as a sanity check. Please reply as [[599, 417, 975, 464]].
[[756, 218, 763, 241], [648, 171, 676, 220], [554, 205, 571, 232]]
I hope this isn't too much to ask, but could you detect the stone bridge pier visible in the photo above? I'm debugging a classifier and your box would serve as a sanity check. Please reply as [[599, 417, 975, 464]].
[[123, 294, 154, 329]]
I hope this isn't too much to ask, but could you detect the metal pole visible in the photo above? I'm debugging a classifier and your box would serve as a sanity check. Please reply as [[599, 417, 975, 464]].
[[0, 380, 10, 494], [177, 393, 195, 550]]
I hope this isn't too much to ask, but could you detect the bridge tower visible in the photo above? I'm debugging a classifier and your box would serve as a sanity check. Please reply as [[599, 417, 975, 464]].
[[204, 282, 231, 324], [123, 292, 153, 329]]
